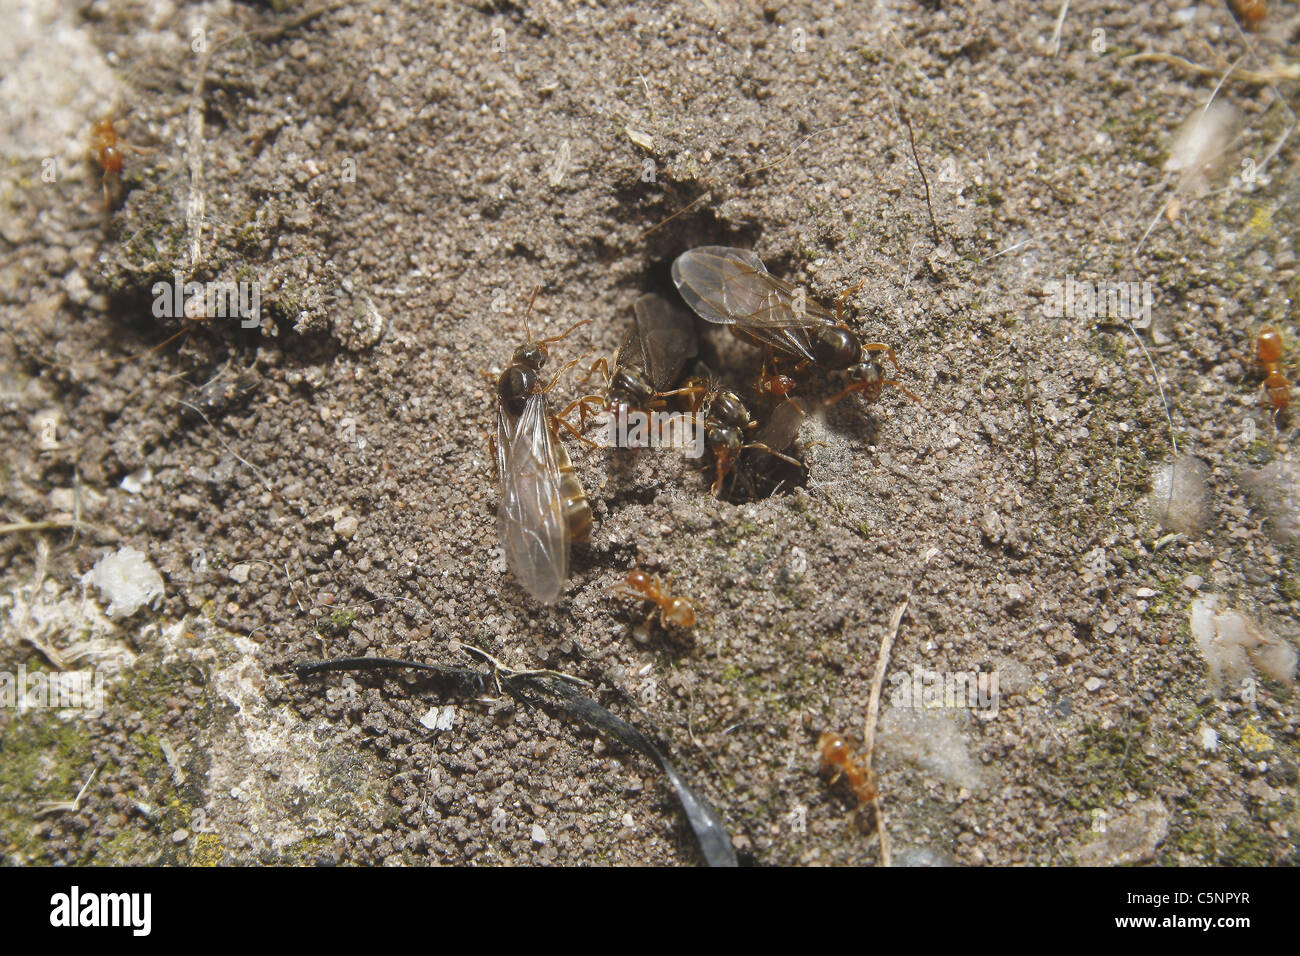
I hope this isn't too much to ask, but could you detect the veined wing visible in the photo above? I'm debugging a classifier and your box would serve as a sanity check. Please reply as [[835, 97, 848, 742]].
[[632, 293, 698, 391], [671, 247, 835, 362], [497, 393, 568, 604]]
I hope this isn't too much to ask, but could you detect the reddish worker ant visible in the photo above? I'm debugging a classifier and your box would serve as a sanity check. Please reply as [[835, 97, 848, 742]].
[[818, 731, 876, 804], [1256, 325, 1290, 415], [612, 567, 696, 630]]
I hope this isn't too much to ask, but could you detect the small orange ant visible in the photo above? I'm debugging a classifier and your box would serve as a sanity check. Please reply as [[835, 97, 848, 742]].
[[1256, 326, 1290, 415], [755, 352, 798, 403], [612, 568, 696, 630], [1228, 0, 1266, 31], [89, 115, 126, 209], [88, 112, 152, 210], [818, 731, 876, 804]]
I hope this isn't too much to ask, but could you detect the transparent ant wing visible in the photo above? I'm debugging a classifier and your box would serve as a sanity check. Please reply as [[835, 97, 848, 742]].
[[632, 293, 698, 391], [497, 393, 568, 604], [671, 246, 836, 362], [754, 397, 808, 453]]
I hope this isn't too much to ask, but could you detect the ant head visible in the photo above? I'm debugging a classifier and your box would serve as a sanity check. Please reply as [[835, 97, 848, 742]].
[[707, 423, 742, 458], [818, 732, 849, 762], [626, 568, 652, 590], [512, 342, 546, 371], [846, 361, 885, 404], [1257, 326, 1284, 364]]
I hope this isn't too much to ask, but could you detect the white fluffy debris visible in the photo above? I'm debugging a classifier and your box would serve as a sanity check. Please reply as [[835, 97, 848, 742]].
[[1147, 455, 1212, 535], [1073, 798, 1169, 867], [83, 546, 165, 619], [1189, 595, 1297, 696], [419, 705, 456, 732], [120, 466, 153, 494], [877, 708, 987, 791], [1165, 100, 1238, 193], [1239, 460, 1300, 546]]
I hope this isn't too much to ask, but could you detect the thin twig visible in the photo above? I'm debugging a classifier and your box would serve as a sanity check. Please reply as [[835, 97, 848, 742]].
[[0, 518, 109, 537], [36, 764, 101, 817], [172, 398, 279, 496], [1124, 320, 1178, 455], [185, 15, 211, 272], [899, 105, 940, 245], [861, 548, 938, 867], [1023, 355, 1039, 485], [1125, 51, 1299, 85]]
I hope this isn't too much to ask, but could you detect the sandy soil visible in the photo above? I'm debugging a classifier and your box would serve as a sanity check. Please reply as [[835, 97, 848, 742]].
[[1, 0, 1297, 865]]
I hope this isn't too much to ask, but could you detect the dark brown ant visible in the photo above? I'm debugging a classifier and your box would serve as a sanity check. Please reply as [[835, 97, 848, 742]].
[[670, 371, 801, 497], [568, 293, 697, 429], [818, 731, 876, 804], [489, 289, 595, 604], [612, 568, 696, 630], [671, 247, 922, 409], [1256, 325, 1290, 415]]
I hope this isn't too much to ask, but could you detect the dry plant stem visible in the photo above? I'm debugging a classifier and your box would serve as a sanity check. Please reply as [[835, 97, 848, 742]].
[[36, 765, 101, 817], [860, 548, 938, 867], [861, 596, 908, 867], [1125, 51, 1300, 85], [1125, 320, 1178, 456], [1048, 0, 1070, 57], [185, 16, 211, 272]]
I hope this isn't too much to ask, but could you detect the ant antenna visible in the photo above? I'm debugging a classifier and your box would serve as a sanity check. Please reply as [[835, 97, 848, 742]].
[[521, 286, 541, 343]]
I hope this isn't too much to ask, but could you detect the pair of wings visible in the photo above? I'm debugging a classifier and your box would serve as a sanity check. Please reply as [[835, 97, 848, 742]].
[[671, 246, 838, 363], [617, 293, 698, 391], [496, 393, 569, 605]]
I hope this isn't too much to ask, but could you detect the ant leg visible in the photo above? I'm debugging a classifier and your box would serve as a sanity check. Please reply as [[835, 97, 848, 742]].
[[542, 350, 593, 393], [554, 395, 605, 431], [835, 278, 868, 324], [825, 382, 867, 406], [882, 378, 924, 405], [860, 342, 905, 376], [656, 383, 707, 409], [709, 460, 727, 497], [551, 413, 603, 450], [579, 355, 611, 386], [742, 442, 803, 468]]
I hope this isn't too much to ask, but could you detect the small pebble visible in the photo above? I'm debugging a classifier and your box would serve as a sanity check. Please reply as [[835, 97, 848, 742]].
[[1084, 677, 1103, 692], [1198, 724, 1218, 753], [530, 824, 548, 845], [172, 828, 189, 844]]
